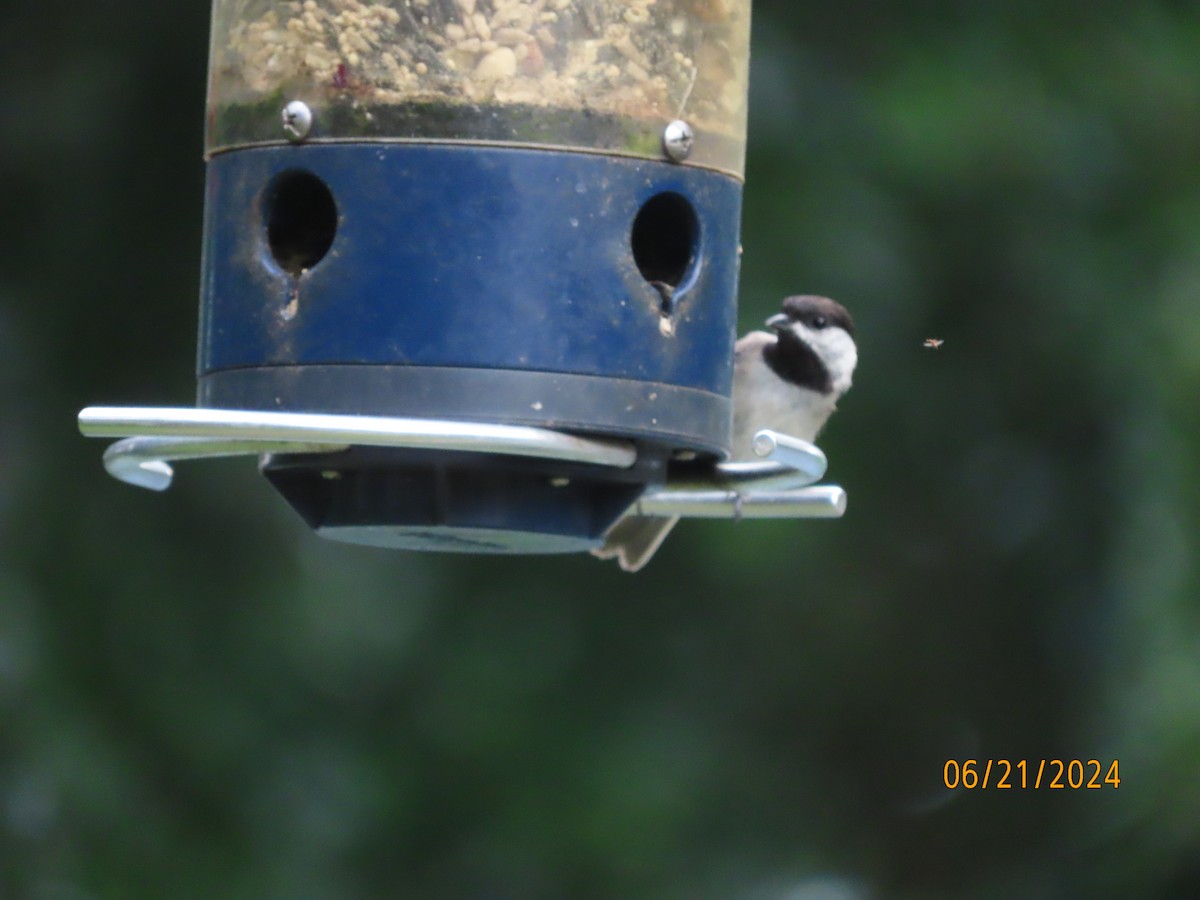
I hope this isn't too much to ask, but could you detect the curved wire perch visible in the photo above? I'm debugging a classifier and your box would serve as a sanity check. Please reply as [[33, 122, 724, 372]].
[[750, 430, 828, 478], [659, 431, 828, 494], [101, 436, 351, 491], [699, 430, 828, 491], [79, 406, 639, 491]]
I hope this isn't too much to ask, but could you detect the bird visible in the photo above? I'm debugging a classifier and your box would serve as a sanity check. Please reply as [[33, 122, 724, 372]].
[[923, 338, 944, 349], [593, 294, 858, 572]]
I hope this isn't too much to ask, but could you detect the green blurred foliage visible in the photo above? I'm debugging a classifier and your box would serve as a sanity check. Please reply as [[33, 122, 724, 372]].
[[2, 1, 1200, 897]]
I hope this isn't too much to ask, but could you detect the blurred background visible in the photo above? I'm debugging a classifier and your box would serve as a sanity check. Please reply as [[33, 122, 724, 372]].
[[3, 1, 1199, 897]]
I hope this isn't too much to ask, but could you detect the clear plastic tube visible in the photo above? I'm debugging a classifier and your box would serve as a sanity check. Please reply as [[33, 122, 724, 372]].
[[208, 0, 751, 175]]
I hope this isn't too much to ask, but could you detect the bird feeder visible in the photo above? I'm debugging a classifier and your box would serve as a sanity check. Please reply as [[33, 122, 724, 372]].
[[79, 0, 846, 554]]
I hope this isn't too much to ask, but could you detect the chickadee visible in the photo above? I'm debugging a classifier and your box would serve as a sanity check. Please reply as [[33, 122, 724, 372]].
[[593, 295, 857, 572]]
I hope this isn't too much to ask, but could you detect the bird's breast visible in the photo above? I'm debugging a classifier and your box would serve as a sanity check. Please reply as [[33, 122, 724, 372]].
[[731, 356, 838, 458]]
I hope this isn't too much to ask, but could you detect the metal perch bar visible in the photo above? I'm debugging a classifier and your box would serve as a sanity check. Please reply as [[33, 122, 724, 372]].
[[634, 485, 847, 519]]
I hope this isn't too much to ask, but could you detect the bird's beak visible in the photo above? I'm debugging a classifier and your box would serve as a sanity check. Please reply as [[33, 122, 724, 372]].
[[766, 313, 789, 332]]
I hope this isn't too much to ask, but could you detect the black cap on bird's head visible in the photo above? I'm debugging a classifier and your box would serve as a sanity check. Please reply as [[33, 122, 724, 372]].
[[762, 295, 858, 396], [766, 295, 855, 338]]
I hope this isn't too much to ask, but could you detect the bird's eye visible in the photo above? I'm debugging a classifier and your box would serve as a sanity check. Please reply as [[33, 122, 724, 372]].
[[810, 315, 827, 329]]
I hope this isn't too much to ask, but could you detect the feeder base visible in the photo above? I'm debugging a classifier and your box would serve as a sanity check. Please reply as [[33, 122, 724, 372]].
[[262, 446, 650, 554]]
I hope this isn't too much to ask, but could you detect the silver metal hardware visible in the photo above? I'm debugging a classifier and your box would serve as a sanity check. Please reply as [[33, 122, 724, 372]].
[[281, 100, 313, 142], [79, 407, 637, 490], [635, 486, 846, 519], [633, 429, 844, 519], [662, 119, 695, 162], [79, 410, 846, 521]]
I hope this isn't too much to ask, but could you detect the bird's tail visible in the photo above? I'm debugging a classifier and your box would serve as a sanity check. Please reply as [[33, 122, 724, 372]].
[[590, 515, 680, 573]]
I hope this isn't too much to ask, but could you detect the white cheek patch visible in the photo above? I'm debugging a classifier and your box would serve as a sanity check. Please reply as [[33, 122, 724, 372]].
[[821, 329, 857, 391], [793, 324, 857, 394]]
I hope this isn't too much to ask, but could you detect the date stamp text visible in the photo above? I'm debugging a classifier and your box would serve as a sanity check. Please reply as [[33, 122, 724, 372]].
[[943, 759, 1120, 790]]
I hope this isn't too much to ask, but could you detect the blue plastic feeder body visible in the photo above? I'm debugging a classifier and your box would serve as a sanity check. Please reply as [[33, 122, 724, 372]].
[[200, 144, 740, 450], [198, 142, 743, 552]]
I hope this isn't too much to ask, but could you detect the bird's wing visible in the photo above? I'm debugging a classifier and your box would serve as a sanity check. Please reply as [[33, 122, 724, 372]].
[[730, 330, 784, 457], [733, 329, 775, 366]]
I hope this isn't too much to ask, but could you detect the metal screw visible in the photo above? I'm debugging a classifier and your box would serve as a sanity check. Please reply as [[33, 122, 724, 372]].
[[282, 100, 313, 142], [662, 119, 694, 162]]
